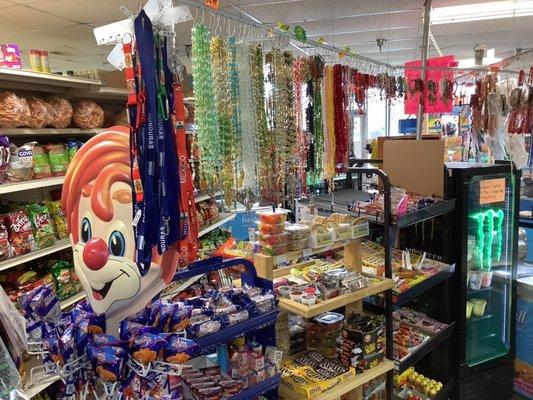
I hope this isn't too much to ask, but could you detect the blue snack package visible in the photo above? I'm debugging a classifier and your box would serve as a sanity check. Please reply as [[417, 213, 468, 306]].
[[74, 319, 89, 356], [24, 286, 61, 324], [26, 320, 45, 343], [119, 320, 143, 341], [43, 336, 62, 364], [162, 336, 198, 363], [131, 333, 166, 365], [170, 305, 192, 332], [127, 307, 148, 325], [92, 334, 129, 352], [119, 371, 143, 400], [158, 303, 178, 332], [59, 325, 76, 366], [88, 314, 106, 334], [87, 345, 127, 382], [146, 299, 162, 326]]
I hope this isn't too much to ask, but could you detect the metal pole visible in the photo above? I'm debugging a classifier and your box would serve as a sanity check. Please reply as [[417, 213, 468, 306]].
[[416, 0, 432, 139], [385, 98, 391, 136]]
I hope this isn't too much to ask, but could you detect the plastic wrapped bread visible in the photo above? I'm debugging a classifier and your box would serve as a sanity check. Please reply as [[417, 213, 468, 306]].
[[47, 96, 73, 128], [72, 100, 104, 129], [0, 92, 31, 128], [26, 97, 53, 128]]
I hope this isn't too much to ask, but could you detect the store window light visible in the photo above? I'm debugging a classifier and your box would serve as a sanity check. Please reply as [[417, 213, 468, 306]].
[[458, 48, 502, 68], [432, 0, 533, 24]]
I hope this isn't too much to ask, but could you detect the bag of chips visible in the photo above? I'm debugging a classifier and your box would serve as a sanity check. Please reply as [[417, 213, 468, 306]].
[[26, 203, 56, 249], [67, 140, 83, 162], [0, 136, 10, 184], [5, 209, 35, 256], [30, 142, 52, 179], [26, 97, 53, 129], [0, 219, 9, 261], [44, 143, 69, 176], [52, 261, 81, 300], [72, 101, 104, 129], [0, 92, 31, 128], [47, 97, 73, 129], [45, 200, 68, 239], [6, 143, 33, 182]]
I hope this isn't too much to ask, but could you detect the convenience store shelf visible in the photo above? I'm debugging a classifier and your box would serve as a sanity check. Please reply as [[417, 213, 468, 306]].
[[394, 264, 455, 306], [0, 128, 103, 137], [0, 68, 101, 90], [228, 374, 280, 400], [194, 310, 278, 355], [278, 277, 394, 318], [0, 239, 71, 272], [198, 212, 236, 238], [60, 292, 86, 310], [68, 86, 127, 101], [394, 378, 455, 400], [395, 322, 455, 373], [280, 360, 394, 400], [0, 176, 65, 194]]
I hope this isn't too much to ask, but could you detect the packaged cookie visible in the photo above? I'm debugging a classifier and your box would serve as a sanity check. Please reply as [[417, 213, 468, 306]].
[[92, 334, 129, 352], [88, 313, 106, 334], [87, 345, 127, 382], [5, 208, 35, 256], [162, 336, 198, 363], [44, 143, 69, 176], [45, 200, 68, 239], [170, 305, 192, 332], [26, 203, 56, 249], [131, 333, 166, 365]]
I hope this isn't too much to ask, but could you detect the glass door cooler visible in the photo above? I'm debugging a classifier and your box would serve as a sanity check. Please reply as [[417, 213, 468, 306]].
[[446, 162, 520, 400]]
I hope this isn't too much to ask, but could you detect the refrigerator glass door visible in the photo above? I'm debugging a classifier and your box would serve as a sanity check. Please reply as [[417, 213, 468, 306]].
[[465, 173, 515, 366]]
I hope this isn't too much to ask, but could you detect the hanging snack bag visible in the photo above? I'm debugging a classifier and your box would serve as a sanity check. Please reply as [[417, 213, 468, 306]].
[[47, 96, 73, 129], [0, 136, 10, 184], [52, 261, 81, 300], [6, 143, 33, 182], [46, 200, 68, 239], [31, 143, 52, 179], [72, 101, 105, 129], [5, 208, 35, 256], [44, 143, 69, 176], [26, 203, 56, 249]]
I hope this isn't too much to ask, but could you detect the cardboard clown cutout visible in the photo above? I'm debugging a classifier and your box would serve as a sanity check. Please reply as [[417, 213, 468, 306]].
[[62, 126, 179, 332]]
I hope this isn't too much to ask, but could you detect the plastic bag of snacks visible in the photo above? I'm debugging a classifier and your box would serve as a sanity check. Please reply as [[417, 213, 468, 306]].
[[0, 92, 31, 128], [0, 220, 9, 261], [46, 96, 73, 128], [112, 109, 128, 126], [31, 143, 52, 179], [44, 143, 69, 176], [67, 140, 83, 162], [6, 143, 33, 182], [5, 208, 35, 256], [46, 200, 68, 239], [26, 97, 53, 128], [0, 136, 10, 184], [51, 261, 80, 300], [26, 203, 56, 249], [72, 101, 104, 129]]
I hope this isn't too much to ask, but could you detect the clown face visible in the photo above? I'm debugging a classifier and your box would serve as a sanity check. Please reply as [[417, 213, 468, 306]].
[[72, 181, 140, 314]]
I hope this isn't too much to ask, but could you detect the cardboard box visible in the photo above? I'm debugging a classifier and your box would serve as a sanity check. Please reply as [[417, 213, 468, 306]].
[[100, 70, 126, 88]]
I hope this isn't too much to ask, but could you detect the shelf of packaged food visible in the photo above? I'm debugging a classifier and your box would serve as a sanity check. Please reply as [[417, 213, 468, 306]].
[[393, 378, 455, 400], [395, 322, 455, 373], [255, 238, 358, 268], [0, 67, 101, 90], [67, 86, 127, 101], [394, 264, 455, 306], [0, 176, 65, 194], [0, 128, 103, 137], [281, 360, 394, 400], [228, 374, 280, 400], [0, 239, 71, 273], [466, 313, 492, 324], [194, 309, 278, 356], [360, 199, 456, 230], [60, 292, 86, 310], [278, 277, 394, 319], [198, 212, 236, 238], [159, 273, 205, 301], [194, 191, 221, 203]]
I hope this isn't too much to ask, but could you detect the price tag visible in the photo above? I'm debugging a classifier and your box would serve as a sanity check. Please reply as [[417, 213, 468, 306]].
[[479, 178, 505, 205], [204, 0, 219, 9]]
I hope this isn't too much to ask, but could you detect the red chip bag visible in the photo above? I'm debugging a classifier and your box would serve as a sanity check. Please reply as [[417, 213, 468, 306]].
[[0, 220, 8, 261], [5, 209, 35, 256]]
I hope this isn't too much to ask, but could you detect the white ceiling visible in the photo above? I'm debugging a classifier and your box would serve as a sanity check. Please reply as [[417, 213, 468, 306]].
[[0, 0, 531, 72]]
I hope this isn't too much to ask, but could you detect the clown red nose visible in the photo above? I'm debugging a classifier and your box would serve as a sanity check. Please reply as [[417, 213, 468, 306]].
[[83, 237, 109, 270]]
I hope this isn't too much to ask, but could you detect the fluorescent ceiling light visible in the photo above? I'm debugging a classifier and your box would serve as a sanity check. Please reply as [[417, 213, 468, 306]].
[[432, 0, 533, 24]]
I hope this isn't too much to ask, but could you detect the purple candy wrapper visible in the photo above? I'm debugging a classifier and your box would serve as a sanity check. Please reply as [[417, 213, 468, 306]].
[[87, 345, 127, 382], [131, 333, 166, 365]]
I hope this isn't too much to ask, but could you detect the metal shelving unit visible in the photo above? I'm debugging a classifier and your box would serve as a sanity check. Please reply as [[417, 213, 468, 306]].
[[0, 239, 71, 272], [0, 177, 65, 194]]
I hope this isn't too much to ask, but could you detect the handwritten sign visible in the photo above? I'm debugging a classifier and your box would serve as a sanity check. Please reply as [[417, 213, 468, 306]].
[[204, 0, 219, 9], [480, 178, 505, 204]]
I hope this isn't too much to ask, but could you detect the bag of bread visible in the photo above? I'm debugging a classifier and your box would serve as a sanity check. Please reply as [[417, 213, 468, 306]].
[[47, 96, 73, 128], [72, 101, 104, 129], [0, 92, 31, 128], [26, 97, 53, 128]]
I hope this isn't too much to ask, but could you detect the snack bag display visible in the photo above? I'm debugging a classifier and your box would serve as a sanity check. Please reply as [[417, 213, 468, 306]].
[[26, 203, 56, 249], [26, 97, 52, 128], [45, 143, 69, 176], [0, 91, 30, 128], [46, 200, 68, 239], [6, 143, 33, 182], [47, 96, 73, 129], [31, 143, 52, 179], [72, 101, 104, 129], [5, 208, 35, 256]]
